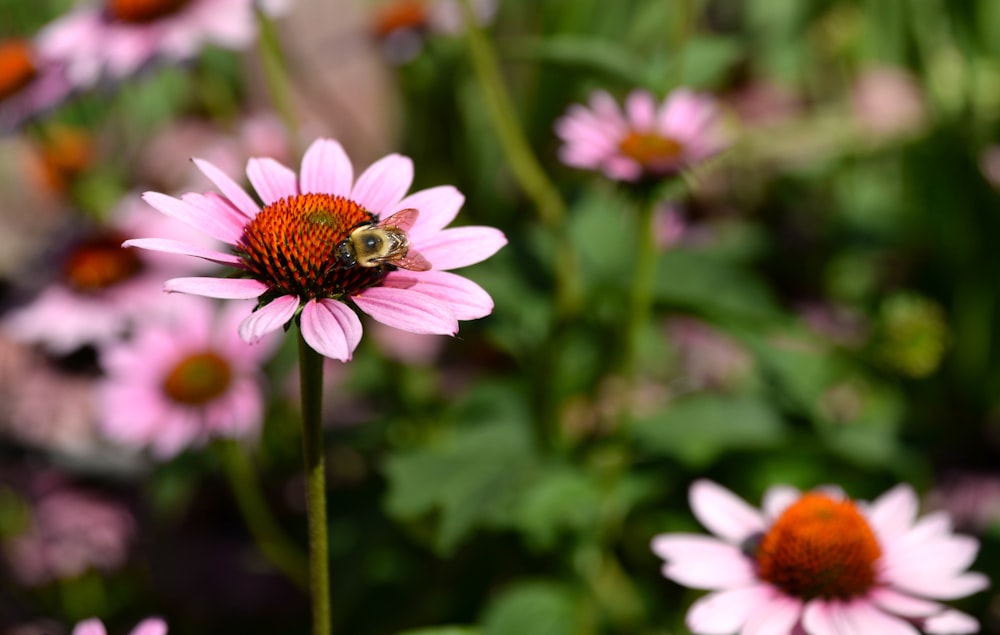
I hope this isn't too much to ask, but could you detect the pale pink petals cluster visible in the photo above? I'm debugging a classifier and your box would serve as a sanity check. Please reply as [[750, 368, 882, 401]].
[[126, 137, 506, 362], [651, 480, 988, 635], [73, 618, 167, 635], [98, 296, 278, 459], [38, 0, 258, 86], [555, 88, 728, 181]]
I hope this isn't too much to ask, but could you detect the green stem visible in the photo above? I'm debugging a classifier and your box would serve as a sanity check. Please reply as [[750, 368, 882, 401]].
[[256, 8, 300, 154], [621, 197, 658, 389], [298, 329, 331, 635], [219, 440, 310, 590]]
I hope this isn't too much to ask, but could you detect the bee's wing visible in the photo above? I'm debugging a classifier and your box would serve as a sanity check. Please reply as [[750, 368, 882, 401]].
[[378, 208, 420, 233], [394, 248, 432, 272]]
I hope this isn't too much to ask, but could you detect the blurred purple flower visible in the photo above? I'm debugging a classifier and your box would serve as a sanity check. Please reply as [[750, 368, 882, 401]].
[[555, 88, 729, 182], [98, 296, 278, 459], [73, 618, 167, 635], [38, 0, 259, 86], [652, 480, 988, 635], [851, 66, 926, 139], [4, 482, 135, 586], [666, 317, 752, 389], [926, 472, 1000, 534], [0, 38, 73, 131]]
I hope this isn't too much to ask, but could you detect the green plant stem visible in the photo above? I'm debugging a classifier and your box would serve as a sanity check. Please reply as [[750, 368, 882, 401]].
[[456, 0, 582, 318], [622, 197, 658, 390], [298, 329, 331, 635], [256, 8, 300, 154], [219, 440, 310, 590]]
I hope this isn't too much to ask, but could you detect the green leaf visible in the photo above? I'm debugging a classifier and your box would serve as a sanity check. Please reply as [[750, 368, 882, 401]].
[[665, 36, 744, 88], [631, 393, 787, 467], [482, 581, 581, 635], [507, 35, 648, 86], [511, 466, 602, 549], [395, 628, 480, 635]]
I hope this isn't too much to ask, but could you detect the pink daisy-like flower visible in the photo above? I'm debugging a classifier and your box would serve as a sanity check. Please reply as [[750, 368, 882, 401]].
[[0, 38, 72, 131], [124, 137, 506, 361], [38, 0, 258, 86], [73, 617, 167, 635], [652, 480, 989, 635], [3, 197, 219, 353], [98, 296, 278, 458], [555, 88, 728, 182]]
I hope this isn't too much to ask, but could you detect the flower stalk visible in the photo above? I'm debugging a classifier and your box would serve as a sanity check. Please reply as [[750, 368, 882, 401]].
[[298, 327, 331, 635], [256, 8, 299, 154], [621, 195, 658, 392]]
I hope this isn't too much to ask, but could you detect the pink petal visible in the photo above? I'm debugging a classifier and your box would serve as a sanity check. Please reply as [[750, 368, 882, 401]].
[[840, 600, 921, 635], [192, 157, 260, 218], [351, 153, 413, 215], [685, 586, 775, 634], [650, 534, 757, 589], [869, 588, 944, 618], [353, 286, 458, 335], [164, 277, 268, 299], [129, 618, 168, 635], [761, 484, 801, 521], [924, 609, 981, 634], [866, 484, 918, 540], [414, 226, 507, 270], [388, 185, 465, 242], [238, 295, 299, 343], [741, 591, 803, 635], [300, 138, 353, 197], [123, 238, 241, 266], [689, 480, 766, 544], [299, 298, 363, 362], [141, 191, 244, 244], [382, 271, 493, 321], [625, 89, 657, 132], [890, 571, 989, 601], [247, 157, 298, 205], [72, 619, 108, 635]]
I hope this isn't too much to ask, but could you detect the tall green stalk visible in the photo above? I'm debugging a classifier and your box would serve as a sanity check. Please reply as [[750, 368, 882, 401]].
[[298, 329, 330, 635], [621, 196, 658, 394], [256, 9, 300, 154]]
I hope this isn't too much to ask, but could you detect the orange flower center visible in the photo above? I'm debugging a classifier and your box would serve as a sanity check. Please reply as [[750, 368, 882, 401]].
[[63, 232, 145, 293], [238, 193, 388, 301], [162, 351, 232, 405], [34, 126, 96, 193], [618, 131, 684, 172], [105, 0, 193, 23], [0, 40, 38, 104], [372, 0, 429, 38], [755, 493, 882, 600]]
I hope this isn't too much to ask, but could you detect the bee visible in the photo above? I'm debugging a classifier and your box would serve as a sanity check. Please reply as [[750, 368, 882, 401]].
[[337, 208, 432, 271]]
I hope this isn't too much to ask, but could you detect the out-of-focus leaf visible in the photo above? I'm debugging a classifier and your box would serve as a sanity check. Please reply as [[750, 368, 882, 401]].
[[395, 627, 480, 635], [654, 248, 784, 322], [566, 189, 635, 291], [481, 581, 582, 635], [747, 335, 842, 415], [631, 393, 787, 467], [507, 35, 648, 86], [511, 465, 602, 549], [815, 378, 906, 468], [666, 36, 744, 88]]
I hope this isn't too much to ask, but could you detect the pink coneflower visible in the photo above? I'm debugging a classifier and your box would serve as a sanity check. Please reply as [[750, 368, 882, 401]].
[[2, 198, 219, 353], [73, 618, 167, 635], [652, 480, 988, 635], [98, 296, 278, 458], [124, 137, 506, 361], [555, 88, 728, 182], [38, 0, 258, 86], [0, 38, 72, 131], [371, 0, 497, 64]]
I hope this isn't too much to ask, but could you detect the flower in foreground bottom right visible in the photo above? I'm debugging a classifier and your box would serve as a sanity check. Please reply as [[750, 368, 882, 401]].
[[651, 480, 989, 634]]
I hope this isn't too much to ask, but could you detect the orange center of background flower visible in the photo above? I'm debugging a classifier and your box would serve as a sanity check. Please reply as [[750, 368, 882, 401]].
[[618, 131, 684, 172], [63, 233, 145, 293], [162, 351, 232, 405], [106, 0, 192, 23], [755, 493, 881, 600], [33, 126, 96, 193], [0, 40, 38, 104], [372, 0, 429, 38], [239, 193, 389, 301]]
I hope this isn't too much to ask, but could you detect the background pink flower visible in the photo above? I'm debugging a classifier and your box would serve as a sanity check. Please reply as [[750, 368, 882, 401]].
[[73, 618, 167, 635], [0, 38, 72, 131]]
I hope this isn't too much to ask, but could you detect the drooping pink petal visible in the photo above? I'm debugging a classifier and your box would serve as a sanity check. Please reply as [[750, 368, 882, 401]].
[[740, 590, 803, 635], [351, 153, 413, 215], [388, 185, 465, 241], [164, 277, 267, 299], [869, 588, 943, 618], [238, 295, 298, 343], [650, 534, 757, 589], [923, 609, 981, 634], [884, 533, 980, 582], [192, 157, 260, 218], [300, 138, 353, 197], [685, 586, 774, 635], [689, 480, 766, 544], [72, 619, 108, 635], [129, 618, 168, 635], [299, 298, 363, 362], [890, 570, 989, 601], [865, 483, 918, 540], [413, 226, 508, 271], [353, 286, 458, 335], [381, 271, 493, 320], [123, 238, 241, 266], [142, 191, 244, 244], [839, 600, 921, 635], [247, 157, 298, 205]]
